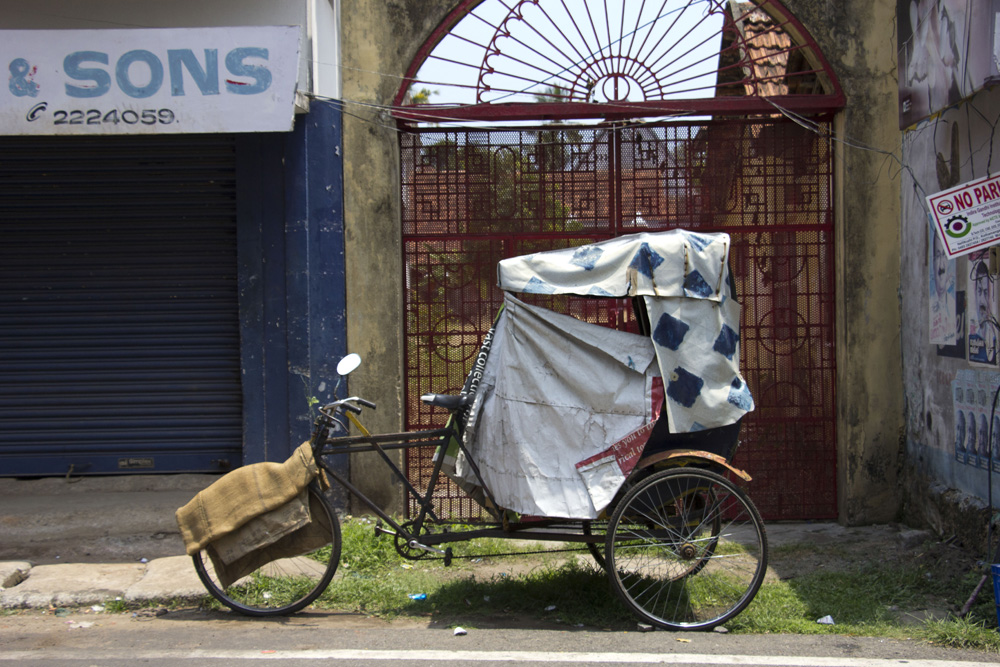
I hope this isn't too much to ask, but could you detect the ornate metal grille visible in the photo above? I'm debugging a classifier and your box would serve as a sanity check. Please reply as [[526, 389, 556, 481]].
[[394, 0, 844, 123], [401, 117, 836, 520]]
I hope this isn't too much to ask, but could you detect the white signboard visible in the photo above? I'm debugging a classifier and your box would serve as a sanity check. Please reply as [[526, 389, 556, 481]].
[[927, 172, 1000, 258], [0, 27, 300, 135]]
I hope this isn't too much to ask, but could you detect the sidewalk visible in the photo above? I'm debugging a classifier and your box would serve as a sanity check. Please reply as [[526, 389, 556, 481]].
[[0, 473, 217, 609], [0, 474, 936, 610]]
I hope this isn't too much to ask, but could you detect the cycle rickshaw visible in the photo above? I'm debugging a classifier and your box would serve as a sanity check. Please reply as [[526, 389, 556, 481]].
[[179, 229, 767, 631]]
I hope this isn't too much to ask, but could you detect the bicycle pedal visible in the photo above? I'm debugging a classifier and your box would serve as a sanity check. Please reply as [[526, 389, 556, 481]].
[[374, 521, 396, 537], [407, 540, 446, 556]]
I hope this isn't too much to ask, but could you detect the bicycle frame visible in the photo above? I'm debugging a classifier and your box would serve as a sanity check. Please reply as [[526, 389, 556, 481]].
[[311, 404, 614, 560], [309, 396, 751, 567]]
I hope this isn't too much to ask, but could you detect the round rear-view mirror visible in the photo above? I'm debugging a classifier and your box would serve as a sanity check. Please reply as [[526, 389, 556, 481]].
[[336, 353, 362, 376]]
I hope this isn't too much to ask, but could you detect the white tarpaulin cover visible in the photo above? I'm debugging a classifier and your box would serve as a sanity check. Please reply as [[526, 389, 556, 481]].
[[443, 230, 754, 520], [498, 230, 754, 433], [454, 294, 660, 519]]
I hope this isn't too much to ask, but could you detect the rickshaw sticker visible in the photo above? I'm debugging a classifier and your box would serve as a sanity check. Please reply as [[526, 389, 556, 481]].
[[684, 269, 713, 298], [575, 420, 655, 476], [570, 245, 603, 270], [667, 366, 704, 408], [653, 312, 689, 351], [713, 324, 739, 359]]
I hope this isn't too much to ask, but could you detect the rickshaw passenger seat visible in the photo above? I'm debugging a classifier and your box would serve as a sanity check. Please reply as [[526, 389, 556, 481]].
[[642, 414, 742, 463], [420, 393, 472, 411]]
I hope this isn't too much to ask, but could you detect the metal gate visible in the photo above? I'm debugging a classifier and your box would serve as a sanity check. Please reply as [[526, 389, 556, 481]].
[[401, 117, 836, 520], [0, 134, 243, 476]]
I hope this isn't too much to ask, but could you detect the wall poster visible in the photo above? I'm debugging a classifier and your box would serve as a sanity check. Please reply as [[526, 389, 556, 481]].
[[953, 370, 1000, 470], [897, 0, 999, 129], [929, 217, 958, 345], [967, 250, 1000, 367]]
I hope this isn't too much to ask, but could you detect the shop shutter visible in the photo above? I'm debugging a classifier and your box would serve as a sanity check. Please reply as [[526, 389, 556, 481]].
[[0, 134, 242, 476]]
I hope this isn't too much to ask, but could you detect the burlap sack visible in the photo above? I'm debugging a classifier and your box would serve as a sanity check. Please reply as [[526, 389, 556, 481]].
[[176, 442, 326, 555], [204, 489, 334, 589]]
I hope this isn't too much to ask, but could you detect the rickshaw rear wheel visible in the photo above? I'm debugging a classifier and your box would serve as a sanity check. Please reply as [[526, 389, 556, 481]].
[[605, 468, 767, 631], [193, 483, 341, 616], [583, 466, 656, 571]]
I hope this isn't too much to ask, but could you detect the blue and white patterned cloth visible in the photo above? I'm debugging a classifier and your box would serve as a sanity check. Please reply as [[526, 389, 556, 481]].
[[498, 229, 754, 433]]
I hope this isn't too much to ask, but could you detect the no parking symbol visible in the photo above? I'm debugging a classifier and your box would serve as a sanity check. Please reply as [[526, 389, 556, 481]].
[[928, 173, 1000, 258]]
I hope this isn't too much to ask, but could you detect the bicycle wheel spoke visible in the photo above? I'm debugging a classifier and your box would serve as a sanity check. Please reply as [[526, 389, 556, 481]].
[[606, 468, 767, 631]]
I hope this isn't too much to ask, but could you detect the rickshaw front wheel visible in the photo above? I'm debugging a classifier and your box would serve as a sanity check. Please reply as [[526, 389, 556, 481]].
[[605, 468, 767, 631], [193, 483, 342, 616]]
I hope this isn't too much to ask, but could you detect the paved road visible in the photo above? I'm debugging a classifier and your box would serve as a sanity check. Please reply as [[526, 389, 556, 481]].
[[2, 608, 998, 666]]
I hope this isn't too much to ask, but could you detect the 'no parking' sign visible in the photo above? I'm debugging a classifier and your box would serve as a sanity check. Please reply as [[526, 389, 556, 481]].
[[928, 173, 1000, 258]]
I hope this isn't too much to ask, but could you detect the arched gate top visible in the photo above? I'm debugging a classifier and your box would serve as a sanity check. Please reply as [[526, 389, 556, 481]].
[[393, 0, 844, 123]]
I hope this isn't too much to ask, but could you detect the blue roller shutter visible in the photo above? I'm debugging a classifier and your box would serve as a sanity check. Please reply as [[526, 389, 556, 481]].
[[0, 134, 242, 476]]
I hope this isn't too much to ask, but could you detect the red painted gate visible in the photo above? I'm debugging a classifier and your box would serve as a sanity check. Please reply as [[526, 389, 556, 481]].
[[400, 117, 836, 520]]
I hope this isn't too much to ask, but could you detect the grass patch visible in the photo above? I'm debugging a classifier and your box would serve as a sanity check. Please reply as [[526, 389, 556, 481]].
[[923, 615, 1000, 652], [300, 518, 1000, 651], [728, 561, 1000, 652], [101, 597, 130, 614], [316, 517, 575, 621]]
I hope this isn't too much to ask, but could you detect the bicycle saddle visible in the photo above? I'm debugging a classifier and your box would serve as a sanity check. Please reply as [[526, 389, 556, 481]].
[[420, 393, 472, 410]]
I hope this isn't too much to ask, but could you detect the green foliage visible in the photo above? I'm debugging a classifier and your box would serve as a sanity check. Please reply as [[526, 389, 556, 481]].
[[923, 615, 1000, 652], [410, 88, 436, 105], [417, 131, 580, 237], [337, 517, 403, 573], [101, 597, 129, 614]]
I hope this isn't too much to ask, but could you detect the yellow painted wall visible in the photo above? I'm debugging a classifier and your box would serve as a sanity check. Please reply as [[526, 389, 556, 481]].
[[340, 0, 904, 523]]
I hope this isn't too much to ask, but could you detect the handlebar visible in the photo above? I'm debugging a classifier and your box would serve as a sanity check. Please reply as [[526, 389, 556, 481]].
[[319, 396, 377, 417], [312, 396, 377, 443]]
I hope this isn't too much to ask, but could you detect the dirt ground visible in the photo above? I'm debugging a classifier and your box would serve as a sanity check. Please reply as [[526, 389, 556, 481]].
[[769, 523, 980, 579], [762, 523, 985, 622]]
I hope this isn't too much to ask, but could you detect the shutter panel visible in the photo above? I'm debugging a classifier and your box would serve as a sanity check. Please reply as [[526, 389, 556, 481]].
[[0, 135, 242, 475]]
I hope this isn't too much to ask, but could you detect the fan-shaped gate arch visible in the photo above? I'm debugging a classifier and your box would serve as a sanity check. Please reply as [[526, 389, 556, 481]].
[[397, 0, 842, 520], [394, 0, 843, 122]]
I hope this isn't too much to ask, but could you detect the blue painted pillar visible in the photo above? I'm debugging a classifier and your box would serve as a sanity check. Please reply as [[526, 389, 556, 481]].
[[236, 99, 347, 502], [283, 99, 347, 450]]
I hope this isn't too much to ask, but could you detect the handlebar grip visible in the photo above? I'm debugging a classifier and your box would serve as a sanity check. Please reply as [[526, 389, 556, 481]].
[[344, 402, 363, 415], [358, 398, 377, 409]]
